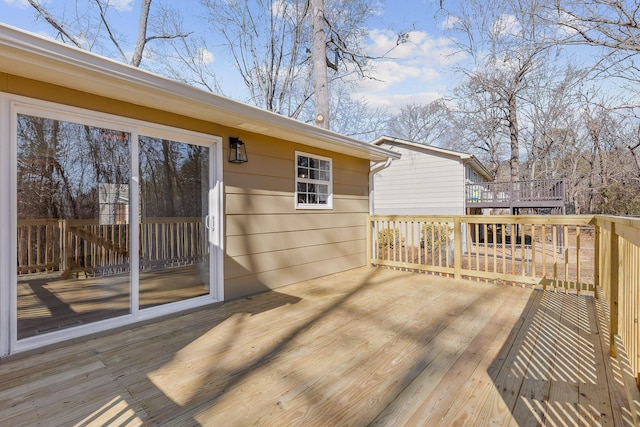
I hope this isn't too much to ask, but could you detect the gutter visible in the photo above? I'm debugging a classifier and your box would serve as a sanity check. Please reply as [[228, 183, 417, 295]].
[[369, 157, 394, 215], [0, 24, 399, 162]]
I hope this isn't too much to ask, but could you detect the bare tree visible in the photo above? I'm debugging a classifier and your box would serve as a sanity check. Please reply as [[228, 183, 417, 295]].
[[312, 0, 330, 129], [553, 0, 640, 54], [442, 0, 558, 181], [519, 62, 585, 179], [201, 0, 391, 127], [386, 100, 455, 147], [201, 0, 312, 117], [25, 0, 190, 67], [452, 79, 506, 178], [551, 1, 640, 103], [330, 86, 390, 140]]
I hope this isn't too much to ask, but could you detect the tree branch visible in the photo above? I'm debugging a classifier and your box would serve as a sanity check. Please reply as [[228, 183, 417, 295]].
[[27, 0, 84, 48], [94, 0, 128, 63]]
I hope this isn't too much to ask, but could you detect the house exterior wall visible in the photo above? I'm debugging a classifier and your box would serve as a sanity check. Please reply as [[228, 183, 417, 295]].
[[373, 143, 465, 215], [224, 142, 369, 299], [1, 73, 370, 301]]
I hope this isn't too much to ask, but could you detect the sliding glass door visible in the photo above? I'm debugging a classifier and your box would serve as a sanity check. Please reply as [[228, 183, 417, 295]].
[[14, 105, 220, 344], [16, 115, 132, 339], [138, 136, 211, 309]]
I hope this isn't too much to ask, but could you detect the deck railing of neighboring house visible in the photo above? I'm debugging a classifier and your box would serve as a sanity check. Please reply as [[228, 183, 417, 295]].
[[367, 214, 640, 389], [17, 217, 203, 278], [466, 179, 565, 209]]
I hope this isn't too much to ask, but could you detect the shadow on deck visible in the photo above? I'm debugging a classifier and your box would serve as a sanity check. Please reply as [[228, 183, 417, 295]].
[[0, 267, 637, 426]]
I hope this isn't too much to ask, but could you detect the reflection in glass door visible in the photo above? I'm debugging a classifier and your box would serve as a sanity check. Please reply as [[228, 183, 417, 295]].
[[138, 136, 210, 309], [16, 114, 131, 339]]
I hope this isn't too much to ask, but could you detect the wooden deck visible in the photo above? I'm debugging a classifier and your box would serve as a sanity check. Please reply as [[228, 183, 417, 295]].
[[1, 267, 637, 426], [17, 266, 208, 339]]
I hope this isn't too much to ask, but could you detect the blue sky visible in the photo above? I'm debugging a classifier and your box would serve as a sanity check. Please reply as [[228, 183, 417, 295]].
[[0, 0, 463, 113]]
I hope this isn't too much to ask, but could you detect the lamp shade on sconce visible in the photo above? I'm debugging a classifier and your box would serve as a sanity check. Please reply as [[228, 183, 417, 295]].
[[229, 137, 248, 163]]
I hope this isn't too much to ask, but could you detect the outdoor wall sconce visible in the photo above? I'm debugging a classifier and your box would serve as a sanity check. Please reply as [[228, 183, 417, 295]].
[[229, 137, 248, 163]]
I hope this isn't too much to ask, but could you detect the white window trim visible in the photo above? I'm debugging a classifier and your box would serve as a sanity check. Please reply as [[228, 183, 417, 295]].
[[1, 93, 225, 356], [295, 150, 333, 210], [0, 93, 10, 357]]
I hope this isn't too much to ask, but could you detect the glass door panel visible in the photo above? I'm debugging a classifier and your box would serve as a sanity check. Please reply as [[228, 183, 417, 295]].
[[16, 114, 131, 339], [138, 136, 210, 309]]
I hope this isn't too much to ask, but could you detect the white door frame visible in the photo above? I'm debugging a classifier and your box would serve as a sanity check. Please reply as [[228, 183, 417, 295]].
[[0, 94, 224, 356]]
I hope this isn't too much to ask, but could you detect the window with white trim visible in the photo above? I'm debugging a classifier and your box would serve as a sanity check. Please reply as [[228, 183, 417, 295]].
[[295, 151, 333, 209]]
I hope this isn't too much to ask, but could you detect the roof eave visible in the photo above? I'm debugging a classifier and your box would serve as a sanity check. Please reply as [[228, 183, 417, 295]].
[[0, 24, 398, 162], [373, 135, 493, 180]]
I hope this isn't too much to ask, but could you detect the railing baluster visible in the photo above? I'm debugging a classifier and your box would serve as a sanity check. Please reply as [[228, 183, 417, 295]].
[[564, 225, 570, 294], [541, 224, 547, 287], [363, 214, 638, 386], [576, 225, 581, 295]]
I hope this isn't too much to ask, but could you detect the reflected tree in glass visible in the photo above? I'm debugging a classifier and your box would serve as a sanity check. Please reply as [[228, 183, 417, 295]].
[[138, 136, 210, 308], [16, 114, 132, 338]]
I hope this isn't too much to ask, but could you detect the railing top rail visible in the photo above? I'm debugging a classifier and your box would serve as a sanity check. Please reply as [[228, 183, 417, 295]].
[[17, 219, 60, 225], [369, 214, 595, 226], [141, 217, 202, 224], [466, 178, 564, 185], [17, 217, 203, 226], [592, 215, 640, 229]]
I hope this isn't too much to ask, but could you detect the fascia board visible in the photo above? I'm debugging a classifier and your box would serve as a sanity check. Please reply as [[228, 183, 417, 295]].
[[373, 135, 492, 180], [0, 24, 398, 162]]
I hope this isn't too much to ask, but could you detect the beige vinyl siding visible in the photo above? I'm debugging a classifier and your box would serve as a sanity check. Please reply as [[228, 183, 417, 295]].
[[373, 143, 465, 215], [4, 73, 371, 301], [1, 73, 227, 136], [224, 138, 370, 299]]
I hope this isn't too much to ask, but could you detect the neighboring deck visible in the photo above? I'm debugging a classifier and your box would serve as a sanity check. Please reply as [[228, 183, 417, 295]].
[[466, 179, 565, 212], [1, 267, 637, 426]]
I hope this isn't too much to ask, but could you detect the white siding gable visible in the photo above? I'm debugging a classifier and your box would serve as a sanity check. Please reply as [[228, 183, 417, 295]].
[[373, 143, 465, 215]]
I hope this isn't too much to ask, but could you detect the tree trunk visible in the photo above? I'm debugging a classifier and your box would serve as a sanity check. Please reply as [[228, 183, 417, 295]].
[[131, 0, 153, 67], [508, 90, 520, 182], [311, 0, 329, 130]]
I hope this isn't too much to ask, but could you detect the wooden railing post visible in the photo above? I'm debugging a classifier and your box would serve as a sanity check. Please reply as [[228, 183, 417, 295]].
[[59, 219, 68, 273], [594, 223, 600, 299], [609, 221, 619, 357], [366, 215, 373, 267], [454, 217, 462, 279]]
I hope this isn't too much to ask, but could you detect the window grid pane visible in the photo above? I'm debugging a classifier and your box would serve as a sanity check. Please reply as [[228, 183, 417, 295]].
[[296, 153, 332, 208]]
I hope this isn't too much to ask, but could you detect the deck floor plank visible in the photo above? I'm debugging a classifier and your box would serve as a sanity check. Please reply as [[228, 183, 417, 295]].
[[579, 296, 615, 426], [542, 293, 581, 426], [593, 297, 636, 426], [417, 286, 538, 426], [509, 290, 561, 426], [0, 267, 634, 426], [370, 282, 526, 426]]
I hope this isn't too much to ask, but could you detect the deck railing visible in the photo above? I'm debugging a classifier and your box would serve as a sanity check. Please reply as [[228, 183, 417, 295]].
[[17, 217, 203, 277], [367, 214, 640, 389], [466, 179, 565, 209], [592, 216, 640, 391]]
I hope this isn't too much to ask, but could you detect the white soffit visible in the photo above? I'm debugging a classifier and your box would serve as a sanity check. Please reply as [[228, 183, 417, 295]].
[[372, 135, 492, 180], [0, 24, 399, 162]]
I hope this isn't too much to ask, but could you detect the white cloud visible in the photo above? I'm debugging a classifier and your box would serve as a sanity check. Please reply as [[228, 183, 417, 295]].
[[440, 15, 460, 31], [198, 48, 215, 65], [109, 0, 134, 12], [348, 30, 465, 113], [368, 29, 464, 68], [555, 10, 587, 38], [364, 91, 444, 113], [356, 28, 466, 112], [491, 14, 521, 38], [271, 0, 287, 18], [271, 0, 305, 20], [3, 0, 30, 7]]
